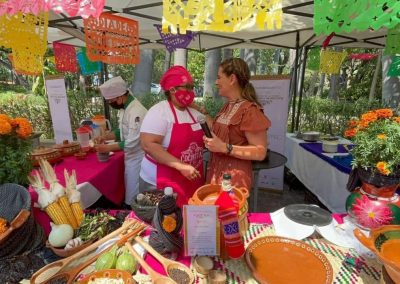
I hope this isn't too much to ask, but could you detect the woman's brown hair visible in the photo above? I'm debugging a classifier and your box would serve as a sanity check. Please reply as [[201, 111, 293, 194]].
[[219, 58, 262, 107]]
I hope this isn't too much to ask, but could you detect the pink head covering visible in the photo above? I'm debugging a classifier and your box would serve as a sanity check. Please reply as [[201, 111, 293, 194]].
[[160, 65, 193, 91]]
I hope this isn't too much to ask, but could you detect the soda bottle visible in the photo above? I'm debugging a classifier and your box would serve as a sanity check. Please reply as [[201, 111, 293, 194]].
[[214, 173, 245, 259]]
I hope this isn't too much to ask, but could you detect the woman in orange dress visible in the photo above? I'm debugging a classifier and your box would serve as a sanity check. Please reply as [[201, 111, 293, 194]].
[[200, 58, 271, 190]]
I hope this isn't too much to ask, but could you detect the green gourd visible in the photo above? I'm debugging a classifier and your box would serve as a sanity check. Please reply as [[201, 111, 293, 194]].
[[95, 245, 118, 271], [116, 247, 137, 274]]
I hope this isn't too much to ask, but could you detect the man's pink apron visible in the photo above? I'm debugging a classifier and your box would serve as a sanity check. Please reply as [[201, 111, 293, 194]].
[[147, 101, 204, 207]]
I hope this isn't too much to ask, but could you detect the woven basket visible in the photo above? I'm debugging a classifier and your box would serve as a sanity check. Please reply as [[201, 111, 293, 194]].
[[130, 191, 164, 223]]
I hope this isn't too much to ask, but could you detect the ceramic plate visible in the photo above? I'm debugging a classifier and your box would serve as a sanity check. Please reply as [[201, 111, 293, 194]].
[[245, 236, 333, 284]]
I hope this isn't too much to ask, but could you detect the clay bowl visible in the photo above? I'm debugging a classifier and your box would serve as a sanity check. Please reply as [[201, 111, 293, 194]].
[[46, 240, 93, 258], [189, 184, 249, 210], [354, 225, 400, 283]]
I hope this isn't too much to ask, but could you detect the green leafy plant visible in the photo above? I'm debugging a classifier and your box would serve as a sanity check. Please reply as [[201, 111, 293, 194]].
[[0, 114, 33, 186], [344, 108, 400, 175]]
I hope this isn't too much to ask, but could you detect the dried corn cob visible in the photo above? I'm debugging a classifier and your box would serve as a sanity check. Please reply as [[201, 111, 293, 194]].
[[45, 202, 69, 225], [65, 169, 84, 226], [71, 202, 84, 226], [58, 196, 78, 229]]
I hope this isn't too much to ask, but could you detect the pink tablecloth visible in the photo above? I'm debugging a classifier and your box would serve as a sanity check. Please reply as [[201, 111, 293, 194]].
[[29, 151, 125, 235]]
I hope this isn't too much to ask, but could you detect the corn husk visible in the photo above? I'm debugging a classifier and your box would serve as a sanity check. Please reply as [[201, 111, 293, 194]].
[[65, 169, 84, 226], [29, 170, 57, 208], [39, 159, 65, 198]]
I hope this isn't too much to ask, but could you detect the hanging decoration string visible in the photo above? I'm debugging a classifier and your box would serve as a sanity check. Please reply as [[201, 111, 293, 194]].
[[53, 42, 78, 73], [384, 24, 400, 56], [83, 13, 140, 65], [4, 12, 48, 75], [162, 0, 282, 34], [314, 0, 400, 35], [155, 24, 197, 53], [0, 0, 104, 18], [76, 47, 102, 75]]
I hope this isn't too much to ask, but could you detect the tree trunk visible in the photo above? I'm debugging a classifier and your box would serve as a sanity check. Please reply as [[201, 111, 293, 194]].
[[328, 47, 343, 101], [164, 50, 171, 72], [222, 49, 233, 60], [316, 73, 325, 97], [382, 55, 400, 108], [369, 51, 382, 102], [174, 48, 187, 67], [273, 49, 281, 74], [132, 49, 154, 97], [244, 49, 257, 75], [203, 49, 221, 98]]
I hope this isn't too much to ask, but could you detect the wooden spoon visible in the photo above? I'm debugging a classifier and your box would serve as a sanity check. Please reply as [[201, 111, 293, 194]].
[[134, 236, 195, 284], [125, 242, 177, 284], [30, 220, 136, 284], [0, 209, 30, 244], [42, 223, 146, 284]]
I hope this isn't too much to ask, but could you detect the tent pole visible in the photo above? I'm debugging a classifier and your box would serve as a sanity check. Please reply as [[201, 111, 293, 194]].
[[102, 63, 111, 120], [295, 46, 308, 131], [290, 31, 300, 132]]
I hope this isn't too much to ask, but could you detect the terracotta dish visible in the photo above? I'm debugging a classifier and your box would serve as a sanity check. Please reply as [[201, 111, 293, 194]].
[[245, 236, 333, 284], [354, 225, 400, 283], [77, 269, 136, 284]]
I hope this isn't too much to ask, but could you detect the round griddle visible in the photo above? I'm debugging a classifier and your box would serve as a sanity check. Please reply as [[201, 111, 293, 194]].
[[283, 204, 332, 226]]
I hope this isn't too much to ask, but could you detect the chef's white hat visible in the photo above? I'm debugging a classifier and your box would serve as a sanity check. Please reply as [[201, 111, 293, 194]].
[[99, 76, 127, 99]]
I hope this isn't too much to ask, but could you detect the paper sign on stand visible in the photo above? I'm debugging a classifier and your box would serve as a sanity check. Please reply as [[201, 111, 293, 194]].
[[183, 205, 219, 256], [251, 76, 291, 191], [44, 76, 73, 144]]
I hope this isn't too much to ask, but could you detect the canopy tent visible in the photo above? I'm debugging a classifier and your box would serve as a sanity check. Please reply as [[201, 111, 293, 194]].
[[47, 0, 387, 51]]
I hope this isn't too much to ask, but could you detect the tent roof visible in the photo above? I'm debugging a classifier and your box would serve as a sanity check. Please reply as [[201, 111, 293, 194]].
[[48, 0, 387, 51]]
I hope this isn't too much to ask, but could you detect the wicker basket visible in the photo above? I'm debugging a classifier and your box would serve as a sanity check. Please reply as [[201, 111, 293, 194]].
[[130, 191, 164, 223]]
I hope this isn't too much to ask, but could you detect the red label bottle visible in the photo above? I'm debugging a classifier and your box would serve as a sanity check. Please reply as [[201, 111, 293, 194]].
[[214, 173, 245, 259]]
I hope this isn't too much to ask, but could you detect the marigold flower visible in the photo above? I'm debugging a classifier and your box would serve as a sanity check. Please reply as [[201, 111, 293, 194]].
[[393, 117, 400, 124], [13, 117, 33, 138], [376, 162, 391, 175], [375, 108, 393, 119], [361, 111, 378, 124], [377, 134, 386, 139], [348, 119, 358, 128], [0, 119, 12, 135], [344, 128, 357, 138], [0, 114, 11, 123]]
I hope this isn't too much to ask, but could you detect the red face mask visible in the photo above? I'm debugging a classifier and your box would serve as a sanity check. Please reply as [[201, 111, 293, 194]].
[[174, 89, 195, 106]]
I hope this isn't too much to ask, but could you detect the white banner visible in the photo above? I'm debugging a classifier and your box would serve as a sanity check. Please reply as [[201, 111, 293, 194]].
[[251, 76, 291, 190], [44, 76, 73, 144]]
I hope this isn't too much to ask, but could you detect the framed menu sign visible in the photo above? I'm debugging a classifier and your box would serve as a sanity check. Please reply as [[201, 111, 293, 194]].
[[183, 205, 219, 256]]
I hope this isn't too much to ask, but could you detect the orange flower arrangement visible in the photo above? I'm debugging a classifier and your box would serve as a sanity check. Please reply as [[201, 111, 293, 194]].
[[0, 114, 34, 185], [344, 108, 400, 176]]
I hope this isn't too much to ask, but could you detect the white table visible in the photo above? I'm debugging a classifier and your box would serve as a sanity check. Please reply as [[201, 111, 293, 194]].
[[284, 133, 352, 213]]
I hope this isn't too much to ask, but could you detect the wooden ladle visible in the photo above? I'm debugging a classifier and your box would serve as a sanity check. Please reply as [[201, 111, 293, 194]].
[[134, 236, 195, 284], [30, 220, 137, 283], [125, 242, 177, 284], [42, 224, 146, 284]]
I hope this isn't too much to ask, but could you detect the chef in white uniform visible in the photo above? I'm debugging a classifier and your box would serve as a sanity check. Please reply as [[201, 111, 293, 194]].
[[96, 76, 147, 207]]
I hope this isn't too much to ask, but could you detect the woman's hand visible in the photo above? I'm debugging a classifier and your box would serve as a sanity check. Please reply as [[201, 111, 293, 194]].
[[177, 163, 201, 181], [203, 132, 226, 153]]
